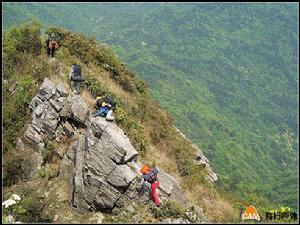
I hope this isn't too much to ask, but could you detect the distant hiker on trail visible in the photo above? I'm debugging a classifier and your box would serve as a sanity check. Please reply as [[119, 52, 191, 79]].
[[46, 38, 51, 57], [138, 165, 160, 207], [69, 64, 85, 94], [92, 96, 116, 121], [48, 39, 59, 58]]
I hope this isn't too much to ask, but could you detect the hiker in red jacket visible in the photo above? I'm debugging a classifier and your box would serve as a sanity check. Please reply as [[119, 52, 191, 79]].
[[139, 165, 160, 207]]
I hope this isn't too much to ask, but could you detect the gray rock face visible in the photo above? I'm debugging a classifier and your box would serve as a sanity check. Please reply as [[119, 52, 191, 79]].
[[49, 99, 62, 112], [90, 117, 138, 163], [37, 78, 57, 100], [193, 144, 218, 183], [63, 121, 75, 137], [56, 83, 69, 97], [69, 95, 89, 126], [19, 78, 91, 177], [24, 125, 43, 144], [60, 117, 139, 212], [174, 126, 217, 184], [157, 168, 189, 205], [190, 205, 209, 222], [29, 95, 44, 110]]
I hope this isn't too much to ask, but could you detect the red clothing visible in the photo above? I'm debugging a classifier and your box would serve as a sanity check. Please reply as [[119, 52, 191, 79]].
[[151, 180, 160, 206]]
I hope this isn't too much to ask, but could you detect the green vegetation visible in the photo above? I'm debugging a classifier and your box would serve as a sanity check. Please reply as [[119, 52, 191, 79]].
[[2, 2, 298, 219], [95, 3, 298, 209], [19, 3, 296, 209], [3, 20, 235, 222], [151, 200, 185, 219], [2, 189, 52, 223], [3, 149, 34, 186]]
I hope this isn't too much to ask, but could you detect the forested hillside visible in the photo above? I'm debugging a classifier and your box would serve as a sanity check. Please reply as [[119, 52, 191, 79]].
[[3, 2, 299, 209]]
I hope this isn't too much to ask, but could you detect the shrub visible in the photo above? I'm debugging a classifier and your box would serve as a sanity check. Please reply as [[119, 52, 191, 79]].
[[17, 193, 52, 222], [151, 200, 185, 219], [3, 75, 36, 153], [37, 168, 47, 179], [84, 77, 105, 98], [31, 57, 50, 83], [46, 26, 119, 67], [115, 106, 149, 156], [3, 20, 42, 78], [41, 141, 56, 165], [3, 149, 34, 186]]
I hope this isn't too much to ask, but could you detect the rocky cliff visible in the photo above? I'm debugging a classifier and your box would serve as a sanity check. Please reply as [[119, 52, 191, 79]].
[[16, 77, 209, 222]]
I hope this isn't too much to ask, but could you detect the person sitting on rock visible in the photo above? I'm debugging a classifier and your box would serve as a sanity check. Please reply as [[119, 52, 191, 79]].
[[139, 165, 160, 207], [92, 96, 116, 121]]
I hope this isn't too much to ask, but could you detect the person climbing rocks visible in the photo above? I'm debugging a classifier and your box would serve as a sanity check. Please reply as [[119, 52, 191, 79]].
[[92, 96, 116, 121], [48, 39, 59, 58], [69, 64, 85, 94], [138, 165, 160, 207]]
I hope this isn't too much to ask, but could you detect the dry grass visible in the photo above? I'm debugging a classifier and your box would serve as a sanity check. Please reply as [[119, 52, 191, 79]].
[[81, 89, 96, 110], [144, 144, 183, 182], [185, 183, 239, 222], [87, 66, 134, 106]]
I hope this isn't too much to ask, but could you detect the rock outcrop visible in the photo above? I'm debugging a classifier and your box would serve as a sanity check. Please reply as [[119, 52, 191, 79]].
[[60, 116, 139, 212], [18, 78, 209, 221], [193, 144, 218, 183], [18, 78, 89, 172], [173, 126, 218, 183]]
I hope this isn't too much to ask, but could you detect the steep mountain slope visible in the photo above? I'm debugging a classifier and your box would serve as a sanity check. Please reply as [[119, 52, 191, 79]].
[[3, 22, 243, 223], [3, 2, 299, 211], [94, 4, 299, 209]]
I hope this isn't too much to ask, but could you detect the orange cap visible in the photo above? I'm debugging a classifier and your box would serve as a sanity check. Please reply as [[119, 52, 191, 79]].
[[140, 165, 150, 174]]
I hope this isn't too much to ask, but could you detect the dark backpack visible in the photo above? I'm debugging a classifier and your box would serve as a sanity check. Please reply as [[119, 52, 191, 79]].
[[71, 64, 84, 82], [96, 97, 116, 109], [105, 97, 116, 108], [144, 168, 158, 183]]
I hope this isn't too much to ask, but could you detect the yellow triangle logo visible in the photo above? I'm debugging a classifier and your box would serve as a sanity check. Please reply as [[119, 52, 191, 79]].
[[241, 205, 261, 221]]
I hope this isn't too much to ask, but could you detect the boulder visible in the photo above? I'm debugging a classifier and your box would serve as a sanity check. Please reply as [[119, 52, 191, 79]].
[[37, 78, 56, 100], [24, 125, 43, 144], [60, 117, 140, 212], [193, 144, 218, 183], [107, 165, 138, 188], [49, 99, 62, 112], [29, 95, 44, 110], [69, 95, 89, 126], [42, 106, 59, 140], [157, 169, 176, 196], [56, 83, 69, 97], [34, 104, 45, 118], [63, 121, 74, 137], [157, 168, 189, 205], [90, 117, 138, 163]]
